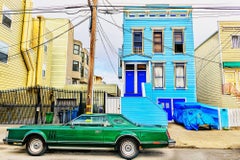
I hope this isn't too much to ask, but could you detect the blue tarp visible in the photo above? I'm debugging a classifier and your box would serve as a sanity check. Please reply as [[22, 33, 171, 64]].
[[173, 103, 215, 130]]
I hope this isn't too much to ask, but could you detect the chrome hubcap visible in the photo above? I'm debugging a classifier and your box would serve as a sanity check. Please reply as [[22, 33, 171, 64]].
[[29, 139, 43, 153], [121, 140, 135, 156]]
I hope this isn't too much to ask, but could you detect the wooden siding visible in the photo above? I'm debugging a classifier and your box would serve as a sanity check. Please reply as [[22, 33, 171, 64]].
[[122, 7, 196, 102], [0, 0, 27, 89], [196, 22, 240, 109], [195, 33, 223, 107], [45, 19, 72, 88], [219, 21, 240, 61]]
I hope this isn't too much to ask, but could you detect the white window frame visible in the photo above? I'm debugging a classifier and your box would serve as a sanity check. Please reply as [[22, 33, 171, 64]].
[[0, 41, 9, 63], [2, 6, 12, 28], [153, 63, 165, 89], [231, 35, 240, 48], [174, 63, 186, 89]]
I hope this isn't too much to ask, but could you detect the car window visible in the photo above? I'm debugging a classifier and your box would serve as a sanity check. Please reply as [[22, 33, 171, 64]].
[[108, 115, 134, 126], [72, 115, 107, 126]]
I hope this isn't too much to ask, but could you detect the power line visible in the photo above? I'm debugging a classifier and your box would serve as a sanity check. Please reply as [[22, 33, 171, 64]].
[[3, 4, 240, 16], [0, 14, 88, 52], [98, 15, 220, 64], [97, 23, 118, 77], [97, 18, 118, 57], [1, 16, 90, 62], [196, 29, 240, 76]]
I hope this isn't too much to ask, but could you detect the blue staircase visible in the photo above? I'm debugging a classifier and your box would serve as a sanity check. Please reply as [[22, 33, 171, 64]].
[[121, 97, 168, 126]]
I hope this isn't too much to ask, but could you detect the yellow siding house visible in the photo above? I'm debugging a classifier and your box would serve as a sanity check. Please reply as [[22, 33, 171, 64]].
[[0, 0, 31, 89], [195, 21, 240, 108], [44, 18, 74, 88]]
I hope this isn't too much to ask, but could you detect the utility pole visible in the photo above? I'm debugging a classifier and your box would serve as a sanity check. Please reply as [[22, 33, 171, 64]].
[[86, 0, 98, 114]]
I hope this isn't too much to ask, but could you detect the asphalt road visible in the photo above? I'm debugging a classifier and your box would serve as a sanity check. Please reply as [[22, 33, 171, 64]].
[[1, 144, 240, 160]]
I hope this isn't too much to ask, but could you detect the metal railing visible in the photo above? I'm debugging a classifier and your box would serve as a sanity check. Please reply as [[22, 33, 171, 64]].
[[0, 86, 106, 124]]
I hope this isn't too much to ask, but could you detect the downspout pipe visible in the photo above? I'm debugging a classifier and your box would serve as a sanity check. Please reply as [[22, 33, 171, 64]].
[[21, 0, 34, 86], [35, 16, 44, 86]]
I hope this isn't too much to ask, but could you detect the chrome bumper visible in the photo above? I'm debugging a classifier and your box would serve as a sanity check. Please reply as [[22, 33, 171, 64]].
[[3, 138, 7, 144], [168, 139, 176, 147]]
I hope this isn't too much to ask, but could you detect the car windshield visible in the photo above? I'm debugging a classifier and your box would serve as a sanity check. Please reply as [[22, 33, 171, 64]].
[[67, 115, 107, 126]]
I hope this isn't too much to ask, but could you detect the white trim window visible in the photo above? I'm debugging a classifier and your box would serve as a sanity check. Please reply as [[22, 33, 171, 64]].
[[73, 44, 80, 55], [0, 41, 9, 63], [232, 35, 240, 48], [2, 6, 12, 28], [133, 29, 143, 54], [153, 30, 163, 53], [175, 63, 186, 88], [153, 63, 164, 88], [173, 29, 184, 53]]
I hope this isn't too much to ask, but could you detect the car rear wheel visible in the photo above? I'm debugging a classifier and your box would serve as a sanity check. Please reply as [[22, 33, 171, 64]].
[[26, 135, 47, 156], [118, 138, 139, 159]]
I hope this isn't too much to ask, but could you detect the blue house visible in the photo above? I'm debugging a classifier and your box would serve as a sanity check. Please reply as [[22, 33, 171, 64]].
[[119, 5, 197, 123]]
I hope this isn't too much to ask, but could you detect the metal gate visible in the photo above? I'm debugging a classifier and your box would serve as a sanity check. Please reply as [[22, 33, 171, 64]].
[[106, 97, 121, 114]]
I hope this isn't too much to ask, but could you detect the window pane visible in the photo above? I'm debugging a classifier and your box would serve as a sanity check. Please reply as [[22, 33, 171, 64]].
[[137, 64, 146, 70], [232, 36, 240, 48], [153, 31, 162, 52], [133, 30, 143, 53], [2, 14, 12, 28], [72, 61, 79, 71], [126, 64, 134, 70], [174, 32, 183, 43], [74, 44, 80, 55], [154, 66, 163, 77], [174, 30, 184, 53], [155, 78, 163, 88], [176, 78, 184, 87], [154, 64, 164, 88], [0, 41, 9, 63], [175, 63, 186, 88], [176, 66, 184, 76], [0, 53, 8, 63]]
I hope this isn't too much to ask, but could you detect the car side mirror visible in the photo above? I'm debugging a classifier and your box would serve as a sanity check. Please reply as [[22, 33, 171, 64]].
[[70, 122, 75, 129], [103, 121, 112, 127]]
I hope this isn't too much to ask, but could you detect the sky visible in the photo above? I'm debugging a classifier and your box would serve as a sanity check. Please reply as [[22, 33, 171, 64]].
[[32, 0, 240, 84]]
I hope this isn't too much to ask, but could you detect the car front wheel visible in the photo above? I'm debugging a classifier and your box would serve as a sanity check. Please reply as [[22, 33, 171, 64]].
[[118, 138, 139, 159], [26, 135, 47, 156]]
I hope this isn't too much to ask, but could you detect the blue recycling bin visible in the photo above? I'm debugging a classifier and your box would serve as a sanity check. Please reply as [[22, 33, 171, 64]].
[[66, 108, 79, 121]]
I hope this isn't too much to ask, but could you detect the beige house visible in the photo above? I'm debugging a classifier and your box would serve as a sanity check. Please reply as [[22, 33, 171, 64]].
[[195, 21, 240, 108]]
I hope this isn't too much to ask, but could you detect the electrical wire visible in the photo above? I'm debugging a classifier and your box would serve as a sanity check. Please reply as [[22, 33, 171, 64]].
[[98, 15, 221, 64], [96, 23, 118, 77], [0, 16, 90, 62], [0, 13, 89, 53], [97, 18, 118, 57]]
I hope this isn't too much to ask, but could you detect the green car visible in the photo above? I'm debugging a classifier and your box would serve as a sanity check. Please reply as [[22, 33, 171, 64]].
[[3, 113, 175, 159]]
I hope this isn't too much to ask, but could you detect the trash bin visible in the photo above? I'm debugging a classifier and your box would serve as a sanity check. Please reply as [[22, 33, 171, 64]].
[[58, 110, 67, 123], [45, 112, 54, 124], [71, 109, 78, 120], [66, 109, 78, 121]]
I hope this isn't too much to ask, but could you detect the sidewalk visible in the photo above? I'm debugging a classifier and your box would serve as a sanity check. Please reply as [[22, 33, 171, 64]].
[[1, 124, 240, 149], [168, 123, 240, 149]]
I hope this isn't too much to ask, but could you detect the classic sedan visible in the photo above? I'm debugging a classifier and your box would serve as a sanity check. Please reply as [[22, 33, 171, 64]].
[[3, 113, 175, 159]]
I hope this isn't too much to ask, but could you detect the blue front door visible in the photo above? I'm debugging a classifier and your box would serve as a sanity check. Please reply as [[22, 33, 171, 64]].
[[125, 71, 134, 94], [173, 98, 186, 108], [137, 71, 146, 96], [158, 98, 172, 121]]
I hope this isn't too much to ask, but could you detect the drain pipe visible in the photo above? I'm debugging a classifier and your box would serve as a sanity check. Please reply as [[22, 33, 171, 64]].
[[21, 0, 34, 86]]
